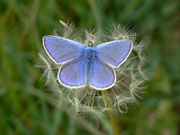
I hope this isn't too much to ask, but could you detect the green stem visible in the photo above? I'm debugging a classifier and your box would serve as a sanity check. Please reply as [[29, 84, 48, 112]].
[[102, 90, 121, 135], [87, 0, 102, 37]]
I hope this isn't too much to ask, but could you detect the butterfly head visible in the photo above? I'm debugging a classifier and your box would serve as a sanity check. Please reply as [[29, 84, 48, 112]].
[[88, 41, 94, 47]]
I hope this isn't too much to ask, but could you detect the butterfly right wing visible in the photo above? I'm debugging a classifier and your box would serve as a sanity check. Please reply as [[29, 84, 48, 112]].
[[58, 57, 87, 88], [95, 40, 132, 68], [43, 36, 85, 64]]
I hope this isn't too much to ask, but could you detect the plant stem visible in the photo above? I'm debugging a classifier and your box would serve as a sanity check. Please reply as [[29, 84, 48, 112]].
[[102, 90, 121, 135]]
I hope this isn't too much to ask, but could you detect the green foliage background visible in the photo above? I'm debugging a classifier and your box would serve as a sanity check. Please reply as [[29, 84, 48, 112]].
[[0, 0, 179, 135]]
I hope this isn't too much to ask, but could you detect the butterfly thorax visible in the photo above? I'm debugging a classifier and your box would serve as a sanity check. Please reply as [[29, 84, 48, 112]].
[[85, 47, 95, 82]]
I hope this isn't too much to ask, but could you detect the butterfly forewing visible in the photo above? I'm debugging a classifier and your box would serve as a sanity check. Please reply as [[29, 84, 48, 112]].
[[95, 40, 132, 68], [43, 36, 85, 64]]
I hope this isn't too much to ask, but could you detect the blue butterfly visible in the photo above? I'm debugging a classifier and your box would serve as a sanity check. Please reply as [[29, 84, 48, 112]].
[[43, 36, 132, 90]]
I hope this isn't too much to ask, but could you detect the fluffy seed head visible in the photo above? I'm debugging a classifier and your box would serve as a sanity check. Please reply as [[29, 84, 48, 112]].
[[39, 22, 147, 117]]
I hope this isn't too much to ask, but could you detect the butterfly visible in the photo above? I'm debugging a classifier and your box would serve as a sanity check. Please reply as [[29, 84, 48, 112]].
[[42, 36, 132, 90]]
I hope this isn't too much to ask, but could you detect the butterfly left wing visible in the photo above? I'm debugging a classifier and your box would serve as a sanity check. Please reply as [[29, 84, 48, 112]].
[[58, 57, 86, 88], [95, 40, 132, 68], [43, 36, 85, 64], [89, 58, 115, 90]]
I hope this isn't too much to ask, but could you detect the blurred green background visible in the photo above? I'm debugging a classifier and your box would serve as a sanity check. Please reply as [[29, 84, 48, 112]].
[[0, 0, 180, 135]]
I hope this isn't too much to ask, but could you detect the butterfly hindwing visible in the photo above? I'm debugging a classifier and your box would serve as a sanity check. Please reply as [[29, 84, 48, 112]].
[[58, 57, 86, 88], [89, 58, 115, 90], [43, 36, 85, 64], [95, 40, 132, 68]]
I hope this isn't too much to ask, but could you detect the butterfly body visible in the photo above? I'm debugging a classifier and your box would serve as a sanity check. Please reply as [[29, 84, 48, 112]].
[[84, 46, 96, 82], [43, 36, 132, 90]]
